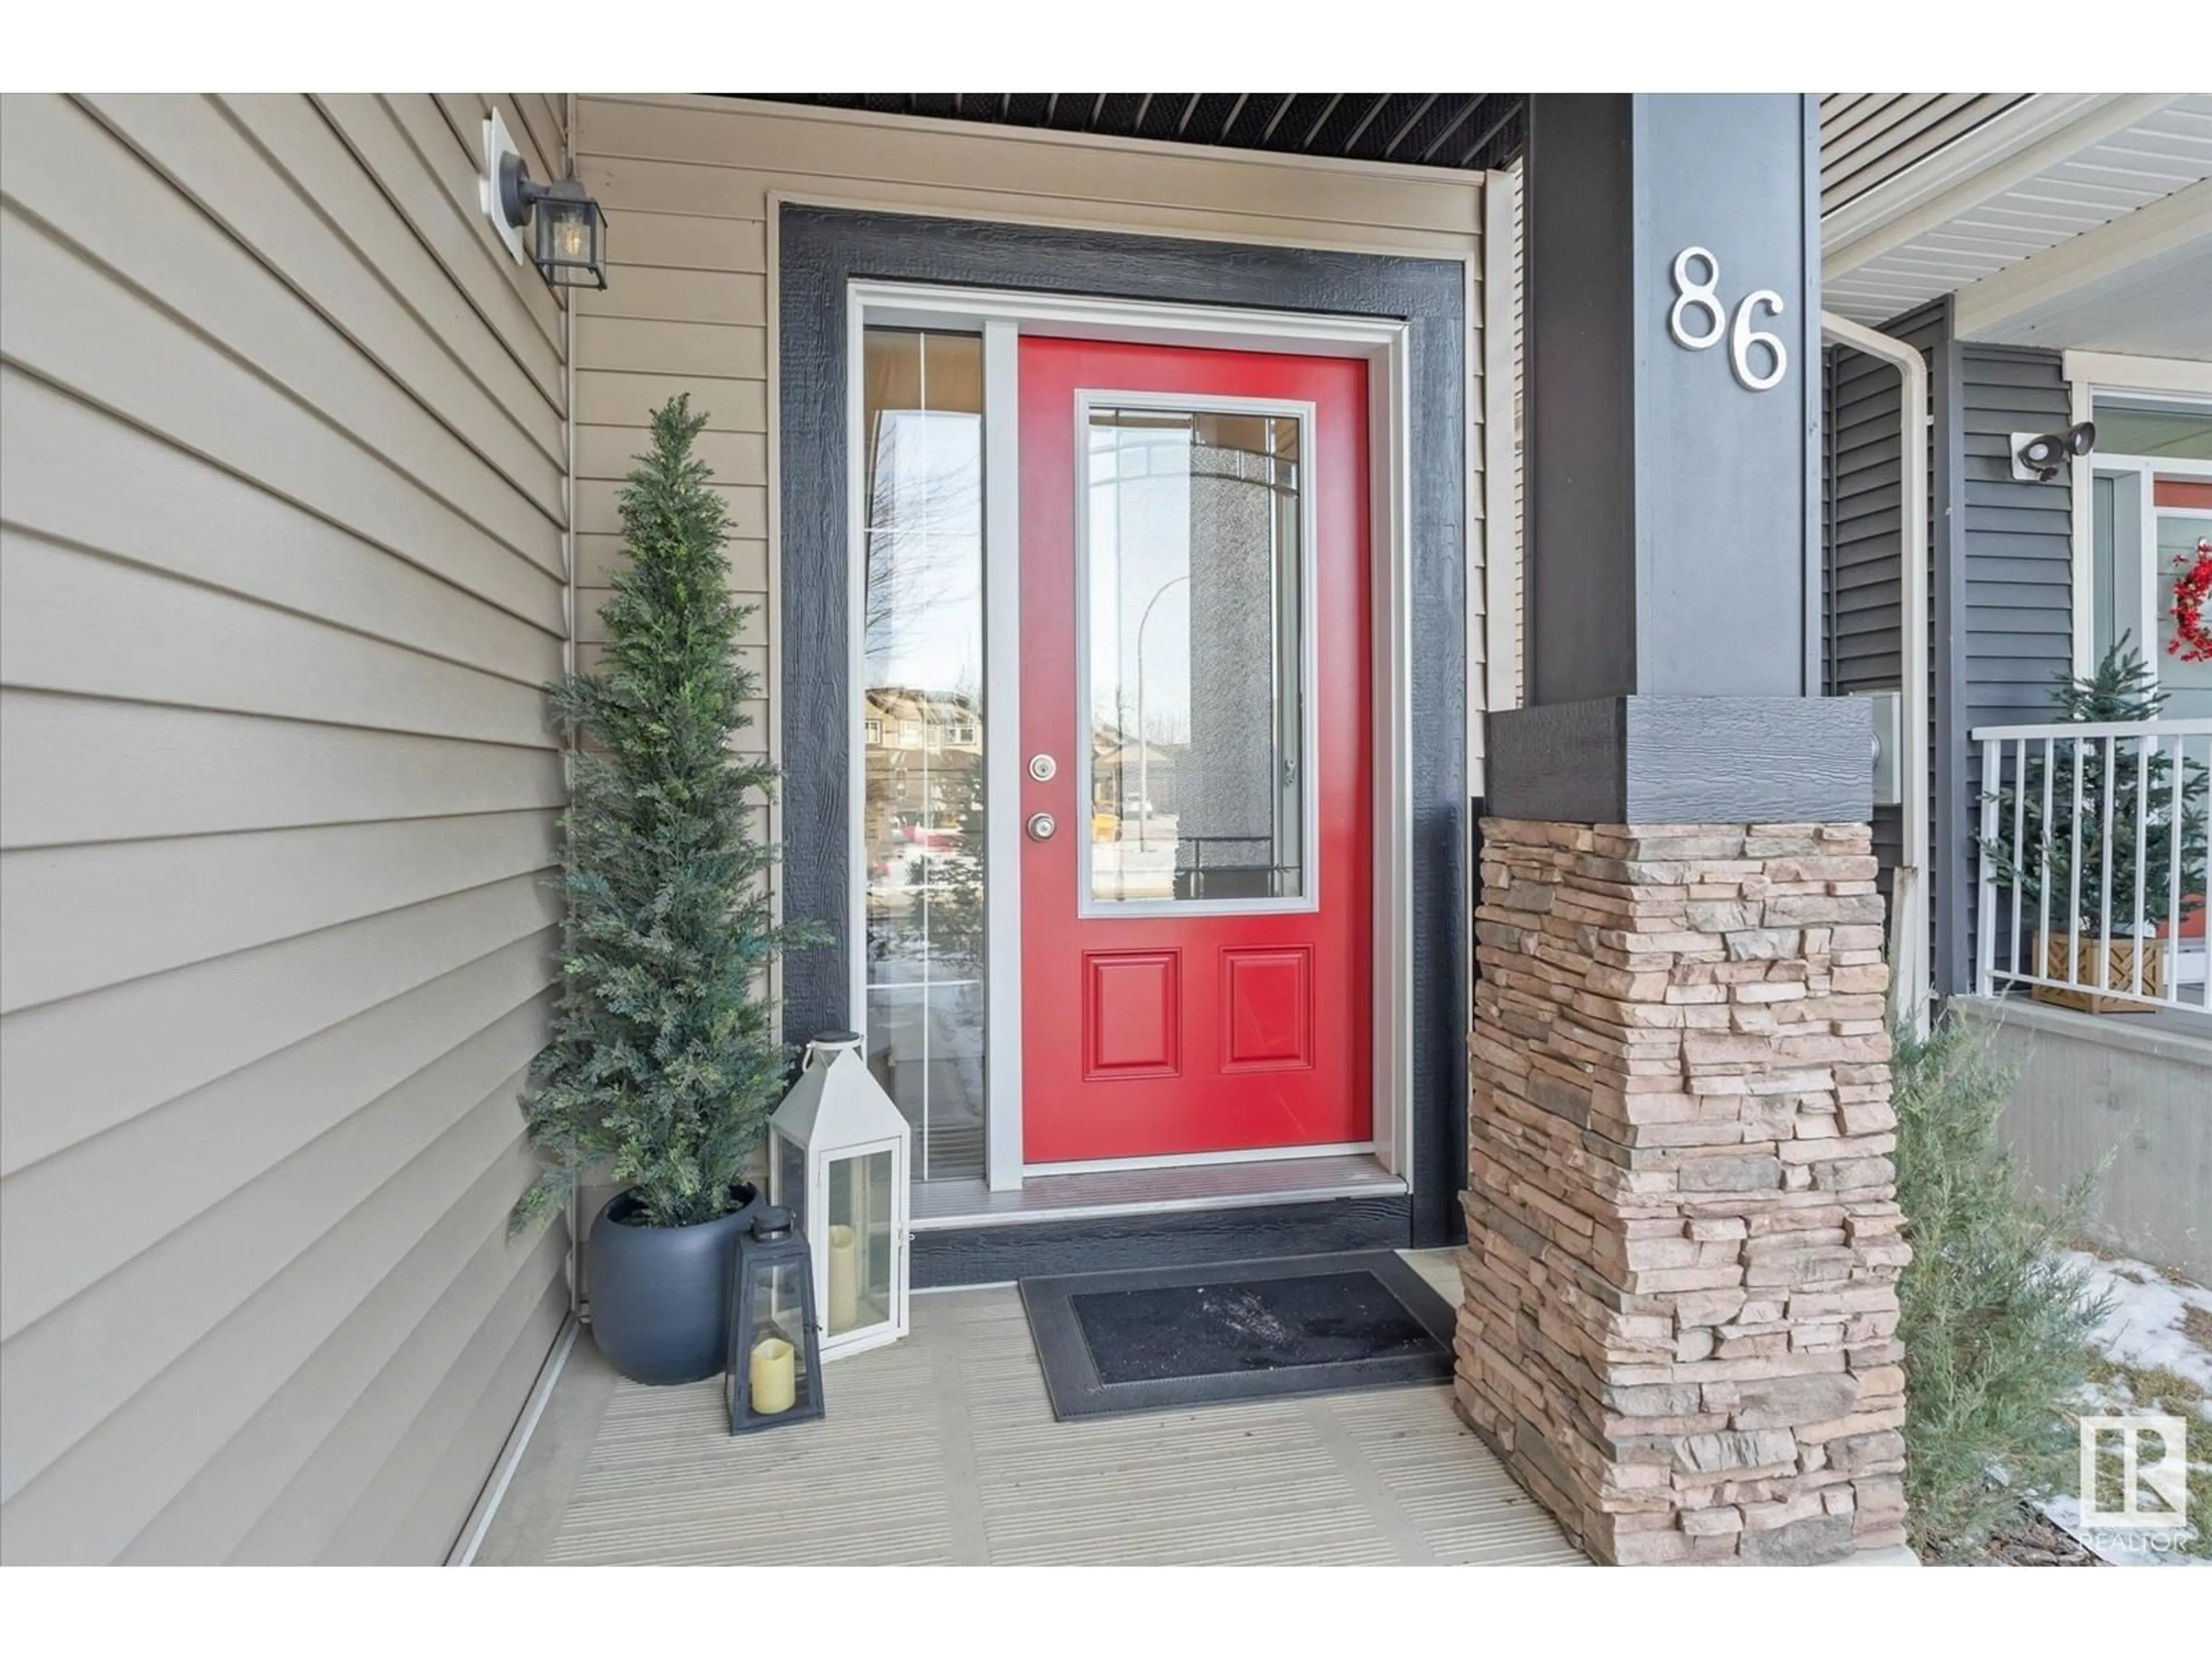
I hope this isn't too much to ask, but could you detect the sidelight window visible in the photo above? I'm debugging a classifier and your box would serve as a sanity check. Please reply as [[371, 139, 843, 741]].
[[860, 327, 988, 1180]]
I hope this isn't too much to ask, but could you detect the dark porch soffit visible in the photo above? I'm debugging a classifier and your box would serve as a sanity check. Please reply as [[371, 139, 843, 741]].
[[731, 94, 1528, 172]]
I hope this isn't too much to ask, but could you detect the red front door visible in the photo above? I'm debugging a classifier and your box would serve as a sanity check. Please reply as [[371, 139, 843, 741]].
[[1018, 338, 1371, 1165]]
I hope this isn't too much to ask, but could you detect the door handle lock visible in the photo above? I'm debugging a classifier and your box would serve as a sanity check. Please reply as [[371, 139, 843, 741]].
[[1026, 812, 1057, 842], [1028, 753, 1058, 782]]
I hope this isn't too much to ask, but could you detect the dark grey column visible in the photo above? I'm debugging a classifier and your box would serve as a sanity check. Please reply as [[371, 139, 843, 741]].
[[1494, 94, 1869, 825]]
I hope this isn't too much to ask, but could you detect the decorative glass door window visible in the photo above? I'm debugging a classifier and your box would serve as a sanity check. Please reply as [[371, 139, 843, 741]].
[[1079, 400, 1315, 912], [860, 328, 987, 1180]]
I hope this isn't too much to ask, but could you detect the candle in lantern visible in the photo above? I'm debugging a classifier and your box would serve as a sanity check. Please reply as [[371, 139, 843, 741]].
[[749, 1336, 796, 1415], [827, 1224, 859, 1334]]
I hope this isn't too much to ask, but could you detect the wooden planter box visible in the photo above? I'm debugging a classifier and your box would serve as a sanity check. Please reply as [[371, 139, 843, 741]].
[[2032, 931, 2165, 1014]]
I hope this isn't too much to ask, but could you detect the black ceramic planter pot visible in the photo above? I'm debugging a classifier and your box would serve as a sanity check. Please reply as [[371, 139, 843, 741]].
[[586, 1185, 762, 1385]]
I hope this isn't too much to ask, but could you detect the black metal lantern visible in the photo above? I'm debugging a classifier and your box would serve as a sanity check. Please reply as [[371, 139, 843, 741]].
[[496, 153, 608, 290], [725, 1205, 825, 1433]]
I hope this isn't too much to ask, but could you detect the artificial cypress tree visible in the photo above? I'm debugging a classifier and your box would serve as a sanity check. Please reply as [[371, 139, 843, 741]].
[[513, 396, 819, 1235]]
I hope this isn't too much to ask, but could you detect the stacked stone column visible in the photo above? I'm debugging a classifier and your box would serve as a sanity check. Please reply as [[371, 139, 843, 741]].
[[1456, 818, 1909, 1565]]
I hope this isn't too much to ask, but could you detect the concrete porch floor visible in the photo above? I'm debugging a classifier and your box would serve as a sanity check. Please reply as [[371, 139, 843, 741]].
[[474, 1248, 1587, 1566]]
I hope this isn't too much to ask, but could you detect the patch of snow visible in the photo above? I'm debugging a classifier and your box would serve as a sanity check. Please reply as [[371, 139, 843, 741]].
[[2063, 1251, 2212, 1410], [2033, 1254, 2212, 1566]]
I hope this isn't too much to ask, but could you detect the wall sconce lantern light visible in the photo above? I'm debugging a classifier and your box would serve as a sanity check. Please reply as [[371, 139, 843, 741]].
[[480, 107, 607, 290]]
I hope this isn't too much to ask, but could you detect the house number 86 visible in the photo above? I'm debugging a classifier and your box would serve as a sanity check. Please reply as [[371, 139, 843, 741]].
[[1668, 247, 1789, 393]]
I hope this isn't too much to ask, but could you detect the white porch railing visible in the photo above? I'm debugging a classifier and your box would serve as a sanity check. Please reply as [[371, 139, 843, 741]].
[[1974, 718, 2212, 1013]]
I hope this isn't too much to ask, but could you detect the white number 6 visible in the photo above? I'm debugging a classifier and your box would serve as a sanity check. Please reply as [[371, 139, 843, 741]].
[[1668, 247, 1726, 350], [1730, 288, 1789, 392]]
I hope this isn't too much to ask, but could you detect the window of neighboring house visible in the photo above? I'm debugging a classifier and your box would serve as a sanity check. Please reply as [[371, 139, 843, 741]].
[[863, 719, 884, 746], [2089, 393, 2212, 721]]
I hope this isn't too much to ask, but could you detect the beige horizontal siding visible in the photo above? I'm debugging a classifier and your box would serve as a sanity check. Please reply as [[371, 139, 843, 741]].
[[570, 92, 1487, 840], [0, 93, 571, 1563], [0, 531, 554, 749], [0, 695, 566, 849], [0, 369, 566, 645], [0, 210, 565, 614], [573, 423, 765, 484], [0, 876, 559, 1179], [583, 98, 1483, 234], [575, 370, 766, 431], [316, 96, 565, 399]]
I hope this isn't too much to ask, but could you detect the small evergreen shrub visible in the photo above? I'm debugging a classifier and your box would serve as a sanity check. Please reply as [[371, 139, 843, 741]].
[[512, 396, 821, 1235], [1975, 637, 2208, 932], [1892, 1010, 2109, 1559]]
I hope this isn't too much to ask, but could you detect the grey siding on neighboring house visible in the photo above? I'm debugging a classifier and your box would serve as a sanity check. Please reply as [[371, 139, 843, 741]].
[[1821, 301, 1946, 890], [1958, 344, 2075, 729], [1817, 94, 2024, 217], [1818, 304, 2075, 997], [0, 93, 572, 1563], [1951, 339, 2076, 990]]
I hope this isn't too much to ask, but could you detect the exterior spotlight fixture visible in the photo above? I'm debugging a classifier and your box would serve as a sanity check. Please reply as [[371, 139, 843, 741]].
[[480, 107, 607, 290], [2010, 421, 2096, 483]]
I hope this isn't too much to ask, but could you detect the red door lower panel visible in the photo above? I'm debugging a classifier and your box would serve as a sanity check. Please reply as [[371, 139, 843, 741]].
[[1017, 337, 1370, 1164]]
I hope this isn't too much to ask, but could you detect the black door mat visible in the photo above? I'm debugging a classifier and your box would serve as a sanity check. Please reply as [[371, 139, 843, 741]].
[[1018, 1251, 1457, 1421]]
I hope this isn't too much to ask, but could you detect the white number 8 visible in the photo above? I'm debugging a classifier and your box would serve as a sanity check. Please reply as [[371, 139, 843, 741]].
[[1668, 247, 1726, 350], [1668, 247, 1789, 392]]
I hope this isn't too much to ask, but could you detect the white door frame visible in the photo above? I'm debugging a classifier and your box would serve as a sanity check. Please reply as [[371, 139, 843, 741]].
[[845, 280, 1414, 1195], [2075, 445, 2212, 677], [2065, 363, 2212, 676]]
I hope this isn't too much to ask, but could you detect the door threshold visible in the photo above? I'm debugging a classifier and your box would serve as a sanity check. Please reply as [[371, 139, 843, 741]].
[[909, 1153, 1405, 1233]]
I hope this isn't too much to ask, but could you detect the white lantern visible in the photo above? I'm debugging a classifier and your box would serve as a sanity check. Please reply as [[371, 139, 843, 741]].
[[768, 1031, 910, 1361]]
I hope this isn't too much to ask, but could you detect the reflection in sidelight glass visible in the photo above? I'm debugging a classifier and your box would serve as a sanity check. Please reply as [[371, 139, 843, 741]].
[[861, 328, 987, 1179], [1084, 406, 1308, 906]]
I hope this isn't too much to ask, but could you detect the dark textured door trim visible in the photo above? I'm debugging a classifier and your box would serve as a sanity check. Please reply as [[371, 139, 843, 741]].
[[777, 204, 1469, 1246]]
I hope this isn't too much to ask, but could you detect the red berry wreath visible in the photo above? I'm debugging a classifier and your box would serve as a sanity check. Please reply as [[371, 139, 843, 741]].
[[2172, 536, 2212, 666]]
